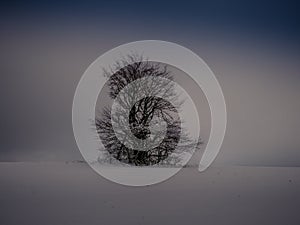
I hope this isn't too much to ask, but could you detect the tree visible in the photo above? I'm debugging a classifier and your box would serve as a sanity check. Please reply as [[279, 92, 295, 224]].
[[95, 55, 200, 166]]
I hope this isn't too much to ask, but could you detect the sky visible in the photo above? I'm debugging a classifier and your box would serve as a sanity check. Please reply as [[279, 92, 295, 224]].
[[0, 0, 300, 166]]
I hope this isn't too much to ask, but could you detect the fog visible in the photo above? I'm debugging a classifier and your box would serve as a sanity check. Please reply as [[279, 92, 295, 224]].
[[1, 25, 299, 166]]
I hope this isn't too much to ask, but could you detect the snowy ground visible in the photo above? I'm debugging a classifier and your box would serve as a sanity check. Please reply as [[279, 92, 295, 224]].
[[1, 162, 300, 225]]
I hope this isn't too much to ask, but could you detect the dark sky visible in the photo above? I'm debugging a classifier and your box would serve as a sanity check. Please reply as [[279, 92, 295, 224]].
[[0, 0, 299, 34], [0, 0, 300, 165]]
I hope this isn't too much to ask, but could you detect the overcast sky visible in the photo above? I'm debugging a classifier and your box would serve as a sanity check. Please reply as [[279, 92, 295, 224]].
[[0, 0, 299, 166]]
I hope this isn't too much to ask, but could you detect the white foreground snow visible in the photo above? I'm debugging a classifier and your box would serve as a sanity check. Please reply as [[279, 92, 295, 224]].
[[0, 162, 299, 225]]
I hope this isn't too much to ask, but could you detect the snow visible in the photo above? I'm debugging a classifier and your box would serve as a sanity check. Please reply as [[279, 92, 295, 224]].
[[1, 162, 300, 225]]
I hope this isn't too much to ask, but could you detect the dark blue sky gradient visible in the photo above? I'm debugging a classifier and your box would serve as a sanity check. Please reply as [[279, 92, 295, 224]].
[[1, 0, 299, 41], [0, 0, 300, 164]]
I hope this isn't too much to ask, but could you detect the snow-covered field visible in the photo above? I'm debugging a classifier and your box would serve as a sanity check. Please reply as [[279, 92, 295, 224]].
[[1, 162, 300, 225]]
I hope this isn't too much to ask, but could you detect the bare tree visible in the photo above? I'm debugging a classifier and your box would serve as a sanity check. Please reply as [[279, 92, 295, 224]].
[[95, 55, 200, 166]]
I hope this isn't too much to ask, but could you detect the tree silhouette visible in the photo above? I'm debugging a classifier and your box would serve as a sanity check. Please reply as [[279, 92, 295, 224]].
[[95, 55, 200, 166]]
